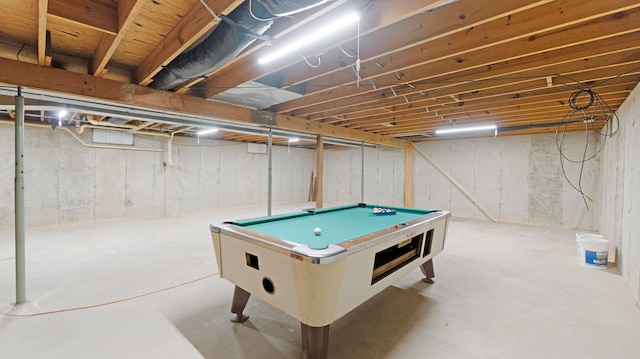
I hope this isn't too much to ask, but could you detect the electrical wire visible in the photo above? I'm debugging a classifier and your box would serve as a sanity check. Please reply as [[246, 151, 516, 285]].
[[356, 16, 361, 88], [16, 43, 25, 61], [301, 52, 322, 68], [0, 273, 217, 318], [337, 46, 356, 58], [555, 86, 618, 210], [247, 0, 279, 21]]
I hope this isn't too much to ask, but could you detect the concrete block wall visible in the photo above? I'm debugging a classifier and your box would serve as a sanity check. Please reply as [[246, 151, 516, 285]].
[[599, 82, 640, 304], [0, 125, 313, 230]]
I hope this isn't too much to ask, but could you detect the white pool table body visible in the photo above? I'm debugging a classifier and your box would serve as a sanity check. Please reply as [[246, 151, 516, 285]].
[[211, 209, 450, 327]]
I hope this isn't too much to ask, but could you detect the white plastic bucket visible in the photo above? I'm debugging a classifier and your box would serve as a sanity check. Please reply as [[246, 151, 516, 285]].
[[576, 233, 608, 268]]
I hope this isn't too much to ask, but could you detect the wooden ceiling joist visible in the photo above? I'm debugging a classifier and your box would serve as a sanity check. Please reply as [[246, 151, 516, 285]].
[[37, 0, 48, 66], [48, 0, 118, 34], [90, 0, 146, 76], [197, 0, 452, 99], [272, 3, 640, 117], [298, 31, 640, 121], [277, 0, 550, 91], [133, 0, 242, 86]]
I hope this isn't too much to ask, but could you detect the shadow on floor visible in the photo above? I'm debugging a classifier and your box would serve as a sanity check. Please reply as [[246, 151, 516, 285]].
[[171, 282, 436, 359]]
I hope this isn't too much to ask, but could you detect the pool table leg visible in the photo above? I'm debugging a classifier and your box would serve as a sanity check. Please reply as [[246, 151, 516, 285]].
[[301, 323, 330, 359], [420, 259, 435, 284], [230, 285, 250, 323]]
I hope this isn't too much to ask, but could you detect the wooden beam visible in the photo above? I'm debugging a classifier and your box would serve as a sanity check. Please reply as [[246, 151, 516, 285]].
[[48, 0, 118, 34], [275, 114, 408, 148], [38, 0, 48, 66], [271, 0, 640, 115], [91, 0, 145, 76], [129, 121, 154, 132], [44, 31, 52, 67], [315, 134, 324, 208], [278, 0, 550, 90], [404, 146, 413, 207], [285, 16, 640, 119], [308, 42, 640, 122], [134, 0, 242, 86], [546, 76, 554, 87], [0, 57, 409, 148], [198, 0, 450, 98], [343, 68, 640, 127]]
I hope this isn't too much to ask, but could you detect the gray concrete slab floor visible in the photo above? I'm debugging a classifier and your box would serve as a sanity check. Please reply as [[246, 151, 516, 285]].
[[1, 202, 639, 358]]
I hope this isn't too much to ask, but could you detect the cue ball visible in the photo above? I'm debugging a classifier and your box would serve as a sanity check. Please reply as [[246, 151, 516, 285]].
[[314, 227, 322, 235]]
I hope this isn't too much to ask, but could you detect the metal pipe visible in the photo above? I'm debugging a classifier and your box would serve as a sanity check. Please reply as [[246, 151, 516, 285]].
[[167, 133, 175, 166], [14, 87, 26, 304], [410, 141, 498, 223], [361, 141, 365, 203], [267, 127, 273, 216], [0, 121, 166, 153]]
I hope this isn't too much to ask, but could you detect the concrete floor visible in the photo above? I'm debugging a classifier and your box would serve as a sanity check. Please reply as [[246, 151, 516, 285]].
[[1, 202, 639, 358]]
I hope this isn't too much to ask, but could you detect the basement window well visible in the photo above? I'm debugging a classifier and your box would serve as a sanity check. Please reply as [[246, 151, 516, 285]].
[[92, 129, 134, 145]]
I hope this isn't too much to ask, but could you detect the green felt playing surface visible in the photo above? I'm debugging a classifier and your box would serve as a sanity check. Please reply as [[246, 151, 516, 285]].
[[232, 204, 432, 249]]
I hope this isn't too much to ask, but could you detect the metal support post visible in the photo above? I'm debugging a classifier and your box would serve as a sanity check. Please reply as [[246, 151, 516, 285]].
[[267, 127, 273, 216], [361, 141, 365, 203], [14, 86, 26, 304]]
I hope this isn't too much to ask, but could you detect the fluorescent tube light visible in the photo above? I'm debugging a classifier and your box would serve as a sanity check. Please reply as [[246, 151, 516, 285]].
[[288, 138, 299, 143], [197, 128, 218, 135], [258, 12, 360, 65], [435, 124, 497, 135], [58, 110, 68, 117]]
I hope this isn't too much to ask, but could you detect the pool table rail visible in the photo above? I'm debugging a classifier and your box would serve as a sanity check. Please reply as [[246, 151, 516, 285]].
[[211, 209, 450, 265]]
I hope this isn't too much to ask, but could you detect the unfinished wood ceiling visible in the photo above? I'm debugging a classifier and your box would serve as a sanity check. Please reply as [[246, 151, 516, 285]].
[[0, 0, 639, 147]]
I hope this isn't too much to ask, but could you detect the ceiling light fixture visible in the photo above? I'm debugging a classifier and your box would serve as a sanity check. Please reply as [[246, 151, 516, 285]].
[[287, 138, 299, 153], [258, 11, 360, 65], [197, 128, 218, 135], [435, 124, 497, 135], [58, 109, 67, 127]]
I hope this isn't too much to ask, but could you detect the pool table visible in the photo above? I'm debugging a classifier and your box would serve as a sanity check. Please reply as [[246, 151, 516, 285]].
[[210, 203, 450, 359]]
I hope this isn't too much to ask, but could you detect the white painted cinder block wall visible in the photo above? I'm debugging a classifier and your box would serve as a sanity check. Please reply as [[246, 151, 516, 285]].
[[323, 132, 599, 230], [0, 126, 313, 230], [599, 82, 640, 304]]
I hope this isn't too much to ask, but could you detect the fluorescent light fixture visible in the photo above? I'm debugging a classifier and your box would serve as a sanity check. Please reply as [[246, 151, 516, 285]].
[[435, 124, 497, 135], [197, 128, 218, 135], [58, 110, 68, 117], [288, 138, 300, 143], [258, 12, 360, 65]]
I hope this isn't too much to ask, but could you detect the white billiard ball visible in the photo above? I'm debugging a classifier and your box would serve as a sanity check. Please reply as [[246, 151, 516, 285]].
[[314, 227, 322, 235]]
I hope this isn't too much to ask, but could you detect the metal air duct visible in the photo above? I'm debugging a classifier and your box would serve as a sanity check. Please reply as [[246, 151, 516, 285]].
[[150, 0, 330, 91]]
